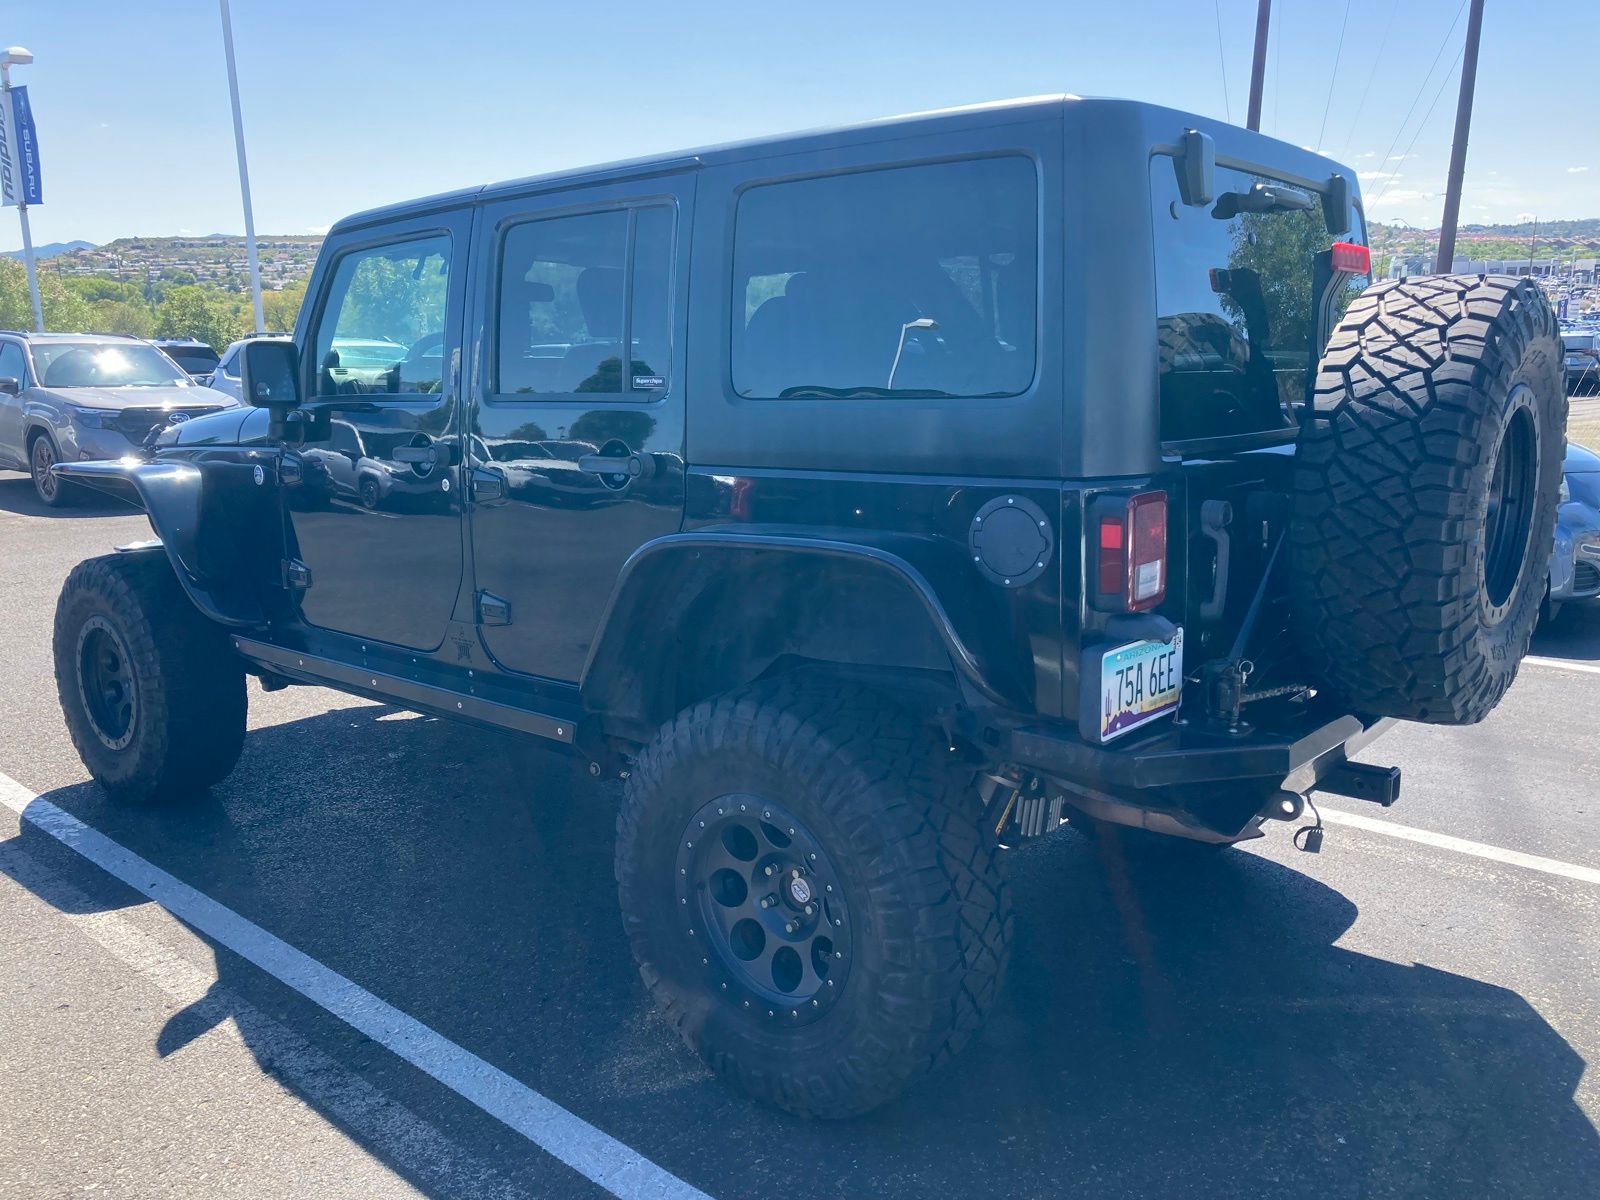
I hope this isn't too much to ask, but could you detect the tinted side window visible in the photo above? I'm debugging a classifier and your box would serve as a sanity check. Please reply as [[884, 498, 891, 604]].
[[309, 235, 451, 397], [1151, 161, 1369, 441], [494, 204, 673, 398], [731, 156, 1037, 399], [0, 341, 25, 385]]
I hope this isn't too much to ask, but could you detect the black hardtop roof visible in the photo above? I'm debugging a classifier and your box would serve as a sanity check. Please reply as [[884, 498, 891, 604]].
[[329, 95, 1360, 235]]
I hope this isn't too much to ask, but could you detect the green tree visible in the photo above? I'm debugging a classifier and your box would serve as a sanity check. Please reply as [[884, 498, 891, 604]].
[[0, 259, 94, 331], [155, 284, 249, 349], [90, 298, 155, 337], [263, 280, 306, 333], [64, 276, 147, 305]]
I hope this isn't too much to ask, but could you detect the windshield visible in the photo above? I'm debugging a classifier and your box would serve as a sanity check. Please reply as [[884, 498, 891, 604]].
[[1152, 160, 1368, 443], [164, 347, 220, 372], [30, 342, 190, 388]]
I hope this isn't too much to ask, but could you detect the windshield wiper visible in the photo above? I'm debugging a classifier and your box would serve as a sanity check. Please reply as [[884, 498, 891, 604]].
[[1212, 183, 1316, 220]]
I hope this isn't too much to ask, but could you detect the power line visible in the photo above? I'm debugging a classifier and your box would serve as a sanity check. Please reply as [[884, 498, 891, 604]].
[[1316, 0, 1354, 150], [1341, 2, 1400, 158], [1273, 0, 1286, 134], [1370, 0, 1469, 176], [1369, 44, 1466, 212], [1213, 0, 1233, 123]]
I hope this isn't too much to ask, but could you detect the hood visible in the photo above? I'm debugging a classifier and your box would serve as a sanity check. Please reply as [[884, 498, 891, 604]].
[[38, 383, 238, 410], [1565, 442, 1600, 475], [156, 403, 269, 448]]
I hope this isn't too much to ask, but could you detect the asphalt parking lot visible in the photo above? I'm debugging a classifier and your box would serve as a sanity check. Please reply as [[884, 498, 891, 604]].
[[1, 471, 1597, 1199]]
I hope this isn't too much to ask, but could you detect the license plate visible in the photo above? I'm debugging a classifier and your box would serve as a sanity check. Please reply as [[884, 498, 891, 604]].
[[1099, 630, 1184, 743]]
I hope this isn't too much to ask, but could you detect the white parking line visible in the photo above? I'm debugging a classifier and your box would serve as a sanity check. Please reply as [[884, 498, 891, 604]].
[[1522, 655, 1600, 677], [0, 772, 710, 1200], [1319, 806, 1600, 885]]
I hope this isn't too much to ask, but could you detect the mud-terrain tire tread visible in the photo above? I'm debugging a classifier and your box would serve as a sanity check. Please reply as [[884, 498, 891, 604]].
[[615, 676, 1012, 1118], [54, 553, 246, 802], [1290, 274, 1564, 724]]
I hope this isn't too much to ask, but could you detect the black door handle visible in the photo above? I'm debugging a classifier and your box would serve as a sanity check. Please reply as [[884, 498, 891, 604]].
[[471, 465, 506, 503], [392, 437, 458, 468], [577, 452, 653, 482]]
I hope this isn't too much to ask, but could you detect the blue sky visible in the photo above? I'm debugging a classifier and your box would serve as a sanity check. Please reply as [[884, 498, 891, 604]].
[[2, 0, 1595, 251]]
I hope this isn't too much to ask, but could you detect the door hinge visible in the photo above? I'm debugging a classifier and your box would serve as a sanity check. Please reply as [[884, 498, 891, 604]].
[[282, 559, 313, 590], [477, 590, 512, 626]]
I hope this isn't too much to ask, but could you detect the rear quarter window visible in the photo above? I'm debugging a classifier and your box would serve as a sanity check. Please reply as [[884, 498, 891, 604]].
[[731, 155, 1038, 400]]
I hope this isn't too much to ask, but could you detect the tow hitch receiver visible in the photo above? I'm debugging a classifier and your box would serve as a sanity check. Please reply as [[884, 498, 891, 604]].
[[1313, 761, 1401, 807]]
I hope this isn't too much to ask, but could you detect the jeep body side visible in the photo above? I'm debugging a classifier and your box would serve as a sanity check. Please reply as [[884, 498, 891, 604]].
[[53, 95, 1564, 1116]]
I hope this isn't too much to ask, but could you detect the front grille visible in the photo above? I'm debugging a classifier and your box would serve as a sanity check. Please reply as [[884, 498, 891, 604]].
[[111, 405, 226, 440], [1574, 560, 1600, 596]]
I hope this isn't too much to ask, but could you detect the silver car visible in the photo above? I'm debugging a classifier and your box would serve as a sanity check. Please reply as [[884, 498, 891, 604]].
[[207, 334, 292, 401], [1548, 441, 1600, 620], [0, 332, 239, 507]]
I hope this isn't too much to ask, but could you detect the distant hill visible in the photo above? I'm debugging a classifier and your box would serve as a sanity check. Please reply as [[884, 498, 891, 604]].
[[1369, 218, 1600, 272], [2, 239, 94, 260], [36, 234, 322, 292]]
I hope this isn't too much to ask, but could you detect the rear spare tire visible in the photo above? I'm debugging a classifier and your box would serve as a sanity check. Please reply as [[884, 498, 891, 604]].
[[1291, 274, 1564, 724]]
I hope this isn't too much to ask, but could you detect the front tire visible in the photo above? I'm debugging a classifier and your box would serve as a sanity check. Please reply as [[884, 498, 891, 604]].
[[54, 554, 247, 803], [615, 678, 1011, 1118], [29, 431, 74, 509]]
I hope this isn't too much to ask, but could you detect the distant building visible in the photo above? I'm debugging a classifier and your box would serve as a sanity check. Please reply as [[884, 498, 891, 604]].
[[1450, 257, 1565, 278]]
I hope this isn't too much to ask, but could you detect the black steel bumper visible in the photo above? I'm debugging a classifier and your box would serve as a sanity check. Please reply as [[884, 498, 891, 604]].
[[1001, 698, 1394, 794]]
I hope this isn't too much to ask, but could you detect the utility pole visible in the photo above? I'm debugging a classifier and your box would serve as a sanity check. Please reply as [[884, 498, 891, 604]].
[[1436, 0, 1485, 274], [218, 0, 264, 332], [1246, 0, 1272, 132]]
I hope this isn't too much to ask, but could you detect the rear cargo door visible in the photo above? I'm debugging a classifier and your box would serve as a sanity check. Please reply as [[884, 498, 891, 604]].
[[1148, 155, 1368, 661]]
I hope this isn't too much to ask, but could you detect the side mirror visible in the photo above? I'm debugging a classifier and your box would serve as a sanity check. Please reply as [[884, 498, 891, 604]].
[[1178, 128, 1215, 207], [0, 376, 19, 395], [242, 340, 301, 410]]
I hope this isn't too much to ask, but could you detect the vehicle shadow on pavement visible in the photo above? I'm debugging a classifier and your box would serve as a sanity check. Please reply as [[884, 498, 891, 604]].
[[6, 697, 1598, 1200], [0, 475, 140, 519], [1532, 601, 1600, 660]]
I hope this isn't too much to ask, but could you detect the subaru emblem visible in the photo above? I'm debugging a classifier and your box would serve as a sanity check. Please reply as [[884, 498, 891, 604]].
[[167, 411, 190, 425], [253, 465, 265, 486]]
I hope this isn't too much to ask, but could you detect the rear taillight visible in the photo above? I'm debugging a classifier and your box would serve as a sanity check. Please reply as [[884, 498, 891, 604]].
[[1092, 491, 1168, 612], [1330, 241, 1370, 274]]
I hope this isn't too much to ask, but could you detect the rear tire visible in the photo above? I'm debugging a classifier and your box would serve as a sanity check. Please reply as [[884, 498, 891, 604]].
[[54, 554, 247, 803], [1291, 275, 1565, 724], [615, 677, 1011, 1118]]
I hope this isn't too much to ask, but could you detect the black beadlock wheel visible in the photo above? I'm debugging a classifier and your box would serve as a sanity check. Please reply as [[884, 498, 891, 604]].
[[616, 677, 1012, 1119], [1291, 274, 1565, 725], [677, 795, 854, 1025], [54, 553, 247, 803]]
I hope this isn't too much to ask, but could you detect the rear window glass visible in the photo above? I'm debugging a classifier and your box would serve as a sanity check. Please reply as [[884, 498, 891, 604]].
[[165, 348, 220, 371], [731, 156, 1038, 399], [1151, 160, 1368, 442]]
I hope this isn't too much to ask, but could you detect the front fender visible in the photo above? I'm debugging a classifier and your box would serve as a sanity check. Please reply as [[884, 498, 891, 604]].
[[581, 528, 1034, 724], [55, 456, 275, 628]]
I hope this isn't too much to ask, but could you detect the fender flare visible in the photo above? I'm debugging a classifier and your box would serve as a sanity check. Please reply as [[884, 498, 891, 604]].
[[581, 529, 1034, 723], [55, 458, 266, 628]]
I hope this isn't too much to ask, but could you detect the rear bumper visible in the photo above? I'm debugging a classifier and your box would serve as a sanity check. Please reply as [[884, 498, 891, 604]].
[[1001, 698, 1393, 795]]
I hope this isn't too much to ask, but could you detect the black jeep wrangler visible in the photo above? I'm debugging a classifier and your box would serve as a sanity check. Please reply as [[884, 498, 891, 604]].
[[51, 97, 1564, 1118]]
